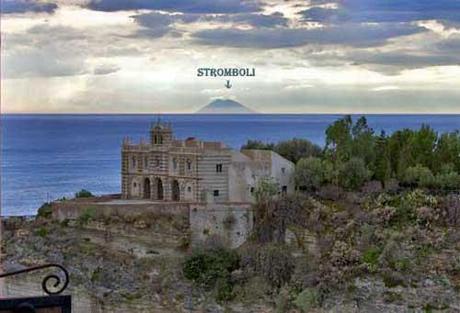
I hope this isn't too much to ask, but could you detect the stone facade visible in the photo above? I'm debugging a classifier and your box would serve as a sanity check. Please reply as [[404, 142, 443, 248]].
[[121, 121, 294, 203]]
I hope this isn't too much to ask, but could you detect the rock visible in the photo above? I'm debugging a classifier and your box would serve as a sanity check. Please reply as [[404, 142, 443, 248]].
[[16, 229, 30, 237], [134, 220, 148, 229]]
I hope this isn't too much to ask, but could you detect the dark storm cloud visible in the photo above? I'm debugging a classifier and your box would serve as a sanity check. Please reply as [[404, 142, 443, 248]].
[[301, 0, 460, 24], [193, 23, 425, 49], [131, 12, 176, 38], [93, 64, 120, 75], [1, 0, 57, 14], [86, 0, 261, 13]]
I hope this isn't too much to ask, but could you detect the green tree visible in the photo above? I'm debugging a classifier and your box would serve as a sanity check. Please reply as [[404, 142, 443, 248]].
[[274, 138, 322, 163], [434, 131, 460, 173], [325, 115, 353, 163], [241, 140, 274, 150], [295, 157, 333, 190], [410, 124, 437, 169], [388, 129, 415, 178], [254, 177, 279, 203], [338, 157, 371, 190], [374, 131, 391, 188], [351, 116, 376, 166], [75, 189, 94, 198]]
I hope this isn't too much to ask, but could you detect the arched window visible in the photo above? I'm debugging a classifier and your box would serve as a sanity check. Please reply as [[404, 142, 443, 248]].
[[173, 158, 177, 169], [172, 180, 180, 201], [186, 159, 192, 170], [155, 157, 160, 167]]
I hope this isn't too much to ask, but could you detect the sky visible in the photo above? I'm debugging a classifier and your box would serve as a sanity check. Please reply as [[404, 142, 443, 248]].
[[1, 0, 460, 114]]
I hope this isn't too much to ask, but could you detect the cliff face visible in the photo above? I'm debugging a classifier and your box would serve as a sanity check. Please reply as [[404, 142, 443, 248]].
[[2, 189, 460, 313]]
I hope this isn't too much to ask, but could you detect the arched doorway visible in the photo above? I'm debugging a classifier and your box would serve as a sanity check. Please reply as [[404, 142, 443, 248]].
[[171, 180, 180, 201], [143, 178, 151, 199], [156, 178, 164, 200]]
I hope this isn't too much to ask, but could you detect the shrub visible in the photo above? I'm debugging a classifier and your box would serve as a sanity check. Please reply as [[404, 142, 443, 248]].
[[391, 190, 437, 226], [183, 247, 240, 301], [35, 227, 48, 237], [77, 207, 96, 225], [294, 288, 320, 312], [75, 189, 94, 198], [416, 206, 441, 228], [434, 171, 460, 190], [402, 165, 434, 188], [222, 213, 236, 230], [241, 243, 294, 289], [382, 271, 406, 288], [37, 202, 52, 219]]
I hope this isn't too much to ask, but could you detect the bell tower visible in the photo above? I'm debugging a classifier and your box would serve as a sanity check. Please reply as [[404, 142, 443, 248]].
[[150, 120, 173, 145]]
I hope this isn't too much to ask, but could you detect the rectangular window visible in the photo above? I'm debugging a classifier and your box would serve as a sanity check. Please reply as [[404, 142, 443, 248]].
[[131, 157, 136, 168], [216, 164, 223, 173], [213, 190, 219, 197]]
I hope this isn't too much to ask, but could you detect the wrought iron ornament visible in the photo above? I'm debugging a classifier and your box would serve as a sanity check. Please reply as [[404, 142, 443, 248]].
[[0, 263, 69, 295]]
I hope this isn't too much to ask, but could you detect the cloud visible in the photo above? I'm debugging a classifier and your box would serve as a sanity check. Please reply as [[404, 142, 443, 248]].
[[210, 12, 288, 28], [1, 0, 57, 14], [347, 50, 460, 72], [131, 12, 176, 38], [131, 11, 202, 38], [301, 0, 460, 24], [86, 0, 261, 13], [193, 23, 425, 49], [93, 64, 120, 75], [2, 48, 87, 78], [2, 24, 132, 78], [284, 84, 314, 90], [371, 85, 401, 92], [437, 34, 460, 54], [131, 11, 288, 39], [2, 25, 88, 79]]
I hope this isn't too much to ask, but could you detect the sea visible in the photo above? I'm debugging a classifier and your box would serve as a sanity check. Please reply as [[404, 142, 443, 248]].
[[1, 114, 459, 216]]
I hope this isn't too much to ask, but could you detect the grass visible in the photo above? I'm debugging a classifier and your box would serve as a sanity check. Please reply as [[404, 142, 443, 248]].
[[362, 246, 381, 272]]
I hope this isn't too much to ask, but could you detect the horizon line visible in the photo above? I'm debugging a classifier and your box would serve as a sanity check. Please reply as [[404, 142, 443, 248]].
[[2, 112, 460, 116]]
